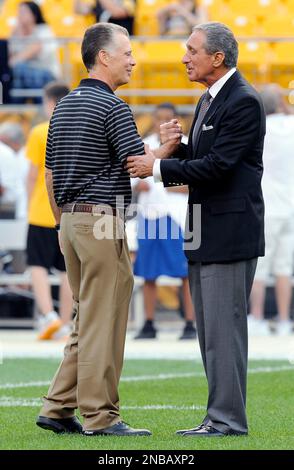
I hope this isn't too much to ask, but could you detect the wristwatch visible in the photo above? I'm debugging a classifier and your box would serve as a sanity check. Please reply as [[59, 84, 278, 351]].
[[55, 224, 60, 231]]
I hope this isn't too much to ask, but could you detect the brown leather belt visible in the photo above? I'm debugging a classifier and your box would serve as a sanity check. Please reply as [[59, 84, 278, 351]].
[[62, 203, 118, 217]]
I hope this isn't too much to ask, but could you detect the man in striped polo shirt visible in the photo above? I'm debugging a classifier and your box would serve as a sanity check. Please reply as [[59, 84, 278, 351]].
[[36, 22, 180, 437]]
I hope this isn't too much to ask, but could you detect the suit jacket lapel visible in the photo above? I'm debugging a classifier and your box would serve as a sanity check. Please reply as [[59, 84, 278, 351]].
[[191, 70, 242, 157], [188, 93, 206, 157], [205, 71, 241, 123]]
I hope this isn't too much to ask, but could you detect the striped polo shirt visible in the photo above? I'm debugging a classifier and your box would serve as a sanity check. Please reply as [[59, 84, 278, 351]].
[[45, 78, 144, 210]]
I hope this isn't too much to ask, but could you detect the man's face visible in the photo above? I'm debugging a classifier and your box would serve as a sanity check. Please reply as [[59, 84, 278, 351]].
[[107, 33, 136, 88], [182, 31, 216, 86]]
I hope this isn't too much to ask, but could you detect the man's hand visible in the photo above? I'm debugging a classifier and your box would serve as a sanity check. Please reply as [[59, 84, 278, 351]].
[[126, 145, 156, 179], [160, 119, 182, 145], [154, 119, 182, 159]]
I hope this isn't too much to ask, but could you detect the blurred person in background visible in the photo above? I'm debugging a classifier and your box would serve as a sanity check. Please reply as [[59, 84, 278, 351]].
[[0, 134, 20, 219], [133, 103, 196, 340], [8, 1, 60, 103], [157, 0, 208, 36], [0, 122, 28, 219], [249, 85, 294, 336], [263, 83, 293, 115], [74, 0, 135, 35], [0, 123, 28, 273], [26, 81, 72, 340]]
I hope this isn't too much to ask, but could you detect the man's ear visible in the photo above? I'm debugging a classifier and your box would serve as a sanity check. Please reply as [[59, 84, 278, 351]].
[[213, 51, 225, 68], [98, 49, 109, 66]]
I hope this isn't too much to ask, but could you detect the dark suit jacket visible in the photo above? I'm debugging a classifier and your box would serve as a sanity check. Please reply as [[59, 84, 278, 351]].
[[160, 70, 266, 263]]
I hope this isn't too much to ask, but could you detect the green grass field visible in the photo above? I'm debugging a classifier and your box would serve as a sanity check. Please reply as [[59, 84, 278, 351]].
[[0, 358, 293, 450]]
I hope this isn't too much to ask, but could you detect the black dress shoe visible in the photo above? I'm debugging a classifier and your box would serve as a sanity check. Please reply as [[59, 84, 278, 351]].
[[182, 424, 225, 437], [176, 423, 205, 435], [83, 421, 152, 436], [36, 415, 83, 434]]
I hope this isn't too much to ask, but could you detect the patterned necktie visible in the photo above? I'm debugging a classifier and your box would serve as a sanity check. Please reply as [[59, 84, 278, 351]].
[[192, 91, 212, 149]]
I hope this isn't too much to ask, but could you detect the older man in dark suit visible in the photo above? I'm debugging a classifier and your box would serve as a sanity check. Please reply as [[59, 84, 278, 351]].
[[127, 22, 265, 437]]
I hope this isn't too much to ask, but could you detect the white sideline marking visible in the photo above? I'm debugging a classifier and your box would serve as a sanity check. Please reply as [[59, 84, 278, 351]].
[[0, 373, 200, 390], [123, 405, 206, 410], [0, 380, 51, 390], [248, 365, 294, 374], [0, 397, 205, 410], [0, 365, 293, 391], [0, 398, 41, 407], [121, 372, 202, 381]]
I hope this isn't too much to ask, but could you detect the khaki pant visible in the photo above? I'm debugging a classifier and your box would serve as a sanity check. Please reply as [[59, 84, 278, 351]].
[[40, 212, 134, 430]]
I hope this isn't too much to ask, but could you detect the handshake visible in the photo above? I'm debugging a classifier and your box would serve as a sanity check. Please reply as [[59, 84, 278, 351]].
[[125, 119, 183, 179]]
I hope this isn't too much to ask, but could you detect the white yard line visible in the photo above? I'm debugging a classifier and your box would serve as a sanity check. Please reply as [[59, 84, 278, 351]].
[[0, 380, 51, 390], [121, 372, 203, 381], [0, 373, 200, 390], [248, 365, 294, 374], [123, 405, 206, 410], [0, 397, 206, 410], [0, 365, 293, 392], [0, 398, 42, 407]]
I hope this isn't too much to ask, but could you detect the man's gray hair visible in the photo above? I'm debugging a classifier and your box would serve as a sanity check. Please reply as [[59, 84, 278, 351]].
[[193, 22, 238, 69], [0, 122, 24, 146], [82, 22, 129, 71], [259, 86, 281, 116]]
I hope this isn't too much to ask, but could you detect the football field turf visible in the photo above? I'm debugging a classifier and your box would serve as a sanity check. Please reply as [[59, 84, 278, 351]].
[[0, 358, 293, 450]]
